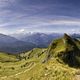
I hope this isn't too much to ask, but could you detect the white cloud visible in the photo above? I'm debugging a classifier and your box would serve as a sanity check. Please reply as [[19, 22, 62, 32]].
[[19, 29, 25, 32], [16, 28, 26, 33], [0, 27, 9, 34], [49, 20, 80, 26]]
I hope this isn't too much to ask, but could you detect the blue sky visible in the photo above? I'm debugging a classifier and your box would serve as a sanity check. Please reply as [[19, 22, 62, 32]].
[[0, 0, 80, 34]]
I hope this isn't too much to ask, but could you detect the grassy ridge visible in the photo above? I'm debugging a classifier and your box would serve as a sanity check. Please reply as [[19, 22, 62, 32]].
[[0, 52, 18, 62], [0, 34, 80, 80], [0, 49, 76, 80], [0, 59, 76, 80]]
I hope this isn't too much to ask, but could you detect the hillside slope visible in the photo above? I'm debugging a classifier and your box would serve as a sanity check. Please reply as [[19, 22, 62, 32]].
[[0, 34, 80, 80], [47, 33, 80, 67]]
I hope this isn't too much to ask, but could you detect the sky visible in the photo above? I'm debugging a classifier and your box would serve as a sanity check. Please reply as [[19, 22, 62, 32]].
[[0, 0, 80, 34]]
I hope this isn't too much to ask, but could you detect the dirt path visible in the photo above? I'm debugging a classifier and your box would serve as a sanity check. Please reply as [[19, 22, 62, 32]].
[[74, 75, 80, 80], [13, 63, 36, 77], [73, 69, 80, 80]]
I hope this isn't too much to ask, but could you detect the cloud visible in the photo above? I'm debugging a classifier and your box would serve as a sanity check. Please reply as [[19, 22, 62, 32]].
[[17, 29, 26, 33], [49, 20, 80, 26], [0, 0, 80, 34], [0, 27, 10, 34]]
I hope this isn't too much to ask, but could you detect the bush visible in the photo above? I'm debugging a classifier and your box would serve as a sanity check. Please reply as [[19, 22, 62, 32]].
[[11, 67, 15, 70]]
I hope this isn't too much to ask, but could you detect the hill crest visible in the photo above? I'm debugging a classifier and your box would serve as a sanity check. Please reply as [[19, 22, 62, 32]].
[[46, 33, 80, 67]]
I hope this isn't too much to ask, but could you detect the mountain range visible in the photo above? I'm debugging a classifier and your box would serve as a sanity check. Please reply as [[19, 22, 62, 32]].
[[11, 32, 63, 47], [0, 34, 80, 80], [0, 33, 36, 54], [0, 33, 63, 54], [0, 32, 79, 54]]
